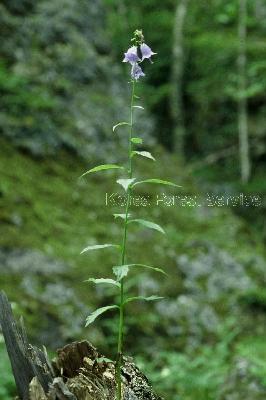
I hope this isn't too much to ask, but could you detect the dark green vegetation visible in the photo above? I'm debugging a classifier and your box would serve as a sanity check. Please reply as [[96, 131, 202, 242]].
[[0, 0, 266, 399]]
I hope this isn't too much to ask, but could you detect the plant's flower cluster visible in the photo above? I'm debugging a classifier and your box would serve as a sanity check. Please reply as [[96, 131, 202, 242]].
[[123, 33, 156, 81]]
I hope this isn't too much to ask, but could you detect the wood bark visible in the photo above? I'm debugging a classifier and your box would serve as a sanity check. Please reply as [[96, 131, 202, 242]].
[[170, 0, 189, 159], [0, 291, 162, 400], [238, 0, 251, 183]]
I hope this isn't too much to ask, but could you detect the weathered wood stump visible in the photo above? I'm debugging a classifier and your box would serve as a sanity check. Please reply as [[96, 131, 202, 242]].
[[0, 291, 163, 400]]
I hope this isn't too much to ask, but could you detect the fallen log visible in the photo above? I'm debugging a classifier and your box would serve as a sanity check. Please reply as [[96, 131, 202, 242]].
[[0, 291, 163, 400]]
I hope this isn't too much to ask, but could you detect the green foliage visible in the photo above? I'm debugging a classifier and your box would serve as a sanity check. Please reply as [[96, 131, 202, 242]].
[[80, 244, 120, 254], [133, 178, 181, 188], [113, 122, 131, 132], [0, 343, 16, 400], [127, 218, 165, 234], [117, 178, 136, 191], [239, 287, 266, 310], [113, 264, 167, 281], [124, 295, 163, 305], [137, 340, 232, 400], [85, 305, 119, 327], [236, 336, 266, 387], [131, 137, 143, 144], [85, 278, 121, 288], [131, 151, 156, 161], [135, 325, 266, 400], [80, 164, 124, 178], [113, 265, 130, 281]]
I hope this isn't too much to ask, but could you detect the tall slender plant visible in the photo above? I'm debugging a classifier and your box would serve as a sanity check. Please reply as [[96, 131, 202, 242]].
[[80, 30, 179, 400]]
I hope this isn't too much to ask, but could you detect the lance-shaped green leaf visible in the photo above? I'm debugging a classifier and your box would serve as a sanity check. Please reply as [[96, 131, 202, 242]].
[[131, 137, 143, 144], [81, 244, 120, 254], [133, 179, 181, 188], [112, 265, 130, 281], [113, 264, 167, 281], [130, 264, 167, 276], [127, 219, 165, 234], [133, 105, 144, 110], [123, 295, 164, 305], [117, 178, 136, 192], [85, 305, 119, 327], [85, 278, 120, 288], [113, 213, 131, 220], [131, 151, 155, 161], [113, 122, 130, 132], [80, 164, 124, 178]]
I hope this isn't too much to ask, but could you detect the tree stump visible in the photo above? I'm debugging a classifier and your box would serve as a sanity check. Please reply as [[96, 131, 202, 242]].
[[0, 291, 163, 400]]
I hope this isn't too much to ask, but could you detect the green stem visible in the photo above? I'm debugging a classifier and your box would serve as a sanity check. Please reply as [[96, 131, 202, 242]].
[[115, 80, 135, 400]]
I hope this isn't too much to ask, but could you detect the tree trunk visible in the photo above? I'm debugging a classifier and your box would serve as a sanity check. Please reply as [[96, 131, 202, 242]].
[[238, 0, 251, 183], [170, 0, 189, 160]]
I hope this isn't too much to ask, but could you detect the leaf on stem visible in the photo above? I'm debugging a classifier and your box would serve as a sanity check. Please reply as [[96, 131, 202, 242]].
[[125, 264, 167, 276], [123, 295, 164, 305], [117, 178, 136, 192], [131, 137, 143, 144], [133, 178, 181, 188], [80, 164, 124, 178], [131, 151, 155, 161], [113, 265, 130, 281], [80, 244, 120, 254], [133, 105, 144, 110], [127, 219, 165, 234], [113, 264, 167, 281], [113, 122, 131, 132], [85, 305, 119, 327], [85, 278, 120, 288]]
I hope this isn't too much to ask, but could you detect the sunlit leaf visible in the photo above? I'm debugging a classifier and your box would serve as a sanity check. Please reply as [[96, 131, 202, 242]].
[[119, 264, 167, 277], [123, 295, 164, 305], [112, 265, 130, 281], [113, 264, 167, 281], [81, 244, 120, 254], [131, 151, 155, 161], [85, 278, 120, 288], [131, 137, 143, 144], [117, 178, 136, 192], [85, 305, 119, 326], [133, 105, 144, 110], [80, 164, 124, 178], [128, 219, 165, 234], [113, 122, 130, 132], [133, 178, 181, 188]]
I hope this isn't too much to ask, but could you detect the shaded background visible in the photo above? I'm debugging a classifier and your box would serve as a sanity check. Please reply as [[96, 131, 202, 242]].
[[0, 0, 266, 399]]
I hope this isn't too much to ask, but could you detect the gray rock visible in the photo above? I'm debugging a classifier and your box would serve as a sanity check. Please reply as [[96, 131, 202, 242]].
[[0, 248, 68, 276], [156, 241, 255, 343]]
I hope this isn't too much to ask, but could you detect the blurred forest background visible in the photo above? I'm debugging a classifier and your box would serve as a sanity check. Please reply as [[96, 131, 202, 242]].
[[0, 0, 266, 399]]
